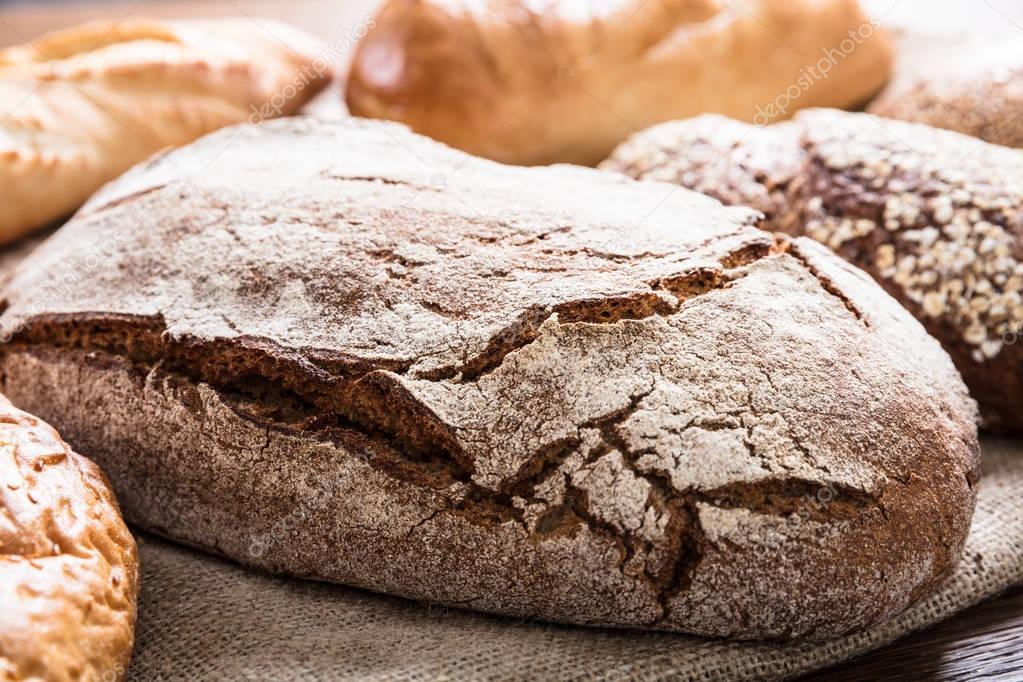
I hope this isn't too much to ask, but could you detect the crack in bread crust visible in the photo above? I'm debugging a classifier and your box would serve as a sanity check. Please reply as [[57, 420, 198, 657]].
[[0, 117, 980, 640], [603, 109, 1023, 431]]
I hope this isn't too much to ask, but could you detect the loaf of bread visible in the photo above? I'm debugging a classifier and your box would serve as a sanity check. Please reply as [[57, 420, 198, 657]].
[[0, 118, 978, 640], [603, 109, 1023, 432], [0, 17, 332, 245], [346, 0, 893, 166], [869, 38, 1023, 148], [0, 394, 138, 681]]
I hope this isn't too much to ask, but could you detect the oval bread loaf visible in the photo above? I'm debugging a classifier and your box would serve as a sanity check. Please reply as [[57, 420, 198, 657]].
[[346, 0, 893, 166], [0, 118, 978, 640], [603, 109, 1023, 433], [0, 394, 138, 682]]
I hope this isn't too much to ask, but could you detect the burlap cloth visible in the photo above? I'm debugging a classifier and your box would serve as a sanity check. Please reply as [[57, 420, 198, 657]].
[[125, 437, 1022, 681]]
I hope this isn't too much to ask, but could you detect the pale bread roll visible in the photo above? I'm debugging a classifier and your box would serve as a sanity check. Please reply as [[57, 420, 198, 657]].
[[0, 17, 333, 245]]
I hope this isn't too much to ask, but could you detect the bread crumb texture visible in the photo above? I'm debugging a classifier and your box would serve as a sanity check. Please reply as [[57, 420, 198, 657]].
[[0, 118, 978, 640], [603, 109, 1023, 431], [0, 395, 138, 682]]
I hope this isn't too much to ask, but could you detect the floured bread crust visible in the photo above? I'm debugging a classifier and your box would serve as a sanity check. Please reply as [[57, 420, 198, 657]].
[[0, 118, 978, 640], [603, 109, 1023, 432], [0, 17, 332, 244], [0, 394, 138, 681]]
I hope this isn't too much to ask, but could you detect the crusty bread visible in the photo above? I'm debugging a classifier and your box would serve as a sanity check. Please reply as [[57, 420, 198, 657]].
[[603, 108, 1023, 432], [345, 0, 893, 166], [0, 117, 978, 640], [869, 38, 1023, 148], [0, 394, 138, 681], [0, 17, 332, 245]]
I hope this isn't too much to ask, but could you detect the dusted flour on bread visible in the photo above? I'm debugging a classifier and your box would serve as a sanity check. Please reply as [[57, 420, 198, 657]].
[[604, 109, 1023, 432], [0, 117, 978, 640]]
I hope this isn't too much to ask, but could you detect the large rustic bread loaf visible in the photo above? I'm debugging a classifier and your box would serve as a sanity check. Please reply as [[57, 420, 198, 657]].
[[603, 109, 1023, 433], [0, 17, 331, 245], [869, 38, 1023, 148], [0, 118, 978, 640], [346, 0, 893, 166], [0, 394, 138, 681]]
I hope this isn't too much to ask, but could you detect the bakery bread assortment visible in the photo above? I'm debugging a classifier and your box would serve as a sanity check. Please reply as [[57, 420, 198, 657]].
[[0, 117, 979, 640], [603, 109, 1023, 433], [4, 0, 1023, 672], [869, 38, 1023, 148], [0, 17, 332, 245], [0, 394, 138, 681], [345, 0, 894, 166]]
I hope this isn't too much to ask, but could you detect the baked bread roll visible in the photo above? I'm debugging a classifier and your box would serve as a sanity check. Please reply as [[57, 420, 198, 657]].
[[869, 38, 1023, 148], [345, 0, 894, 166], [0, 394, 138, 681], [0, 118, 978, 640], [603, 109, 1023, 432], [0, 17, 332, 245]]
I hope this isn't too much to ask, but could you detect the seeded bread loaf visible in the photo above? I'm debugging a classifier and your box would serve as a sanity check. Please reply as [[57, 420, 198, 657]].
[[603, 109, 1023, 432], [0, 394, 138, 681], [346, 0, 893, 166], [0, 118, 978, 640], [869, 38, 1023, 149]]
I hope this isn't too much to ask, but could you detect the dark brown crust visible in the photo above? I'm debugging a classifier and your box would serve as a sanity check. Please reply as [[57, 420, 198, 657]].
[[0, 117, 978, 640], [603, 109, 1023, 432]]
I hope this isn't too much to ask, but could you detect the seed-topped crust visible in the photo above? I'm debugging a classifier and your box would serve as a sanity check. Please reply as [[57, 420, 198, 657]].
[[0, 117, 978, 640], [604, 109, 1023, 432]]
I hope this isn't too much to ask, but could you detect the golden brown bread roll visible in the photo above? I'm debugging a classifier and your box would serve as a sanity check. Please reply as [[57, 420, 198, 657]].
[[0, 393, 138, 681], [0, 17, 333, 245], [346, 0, 894, 166]]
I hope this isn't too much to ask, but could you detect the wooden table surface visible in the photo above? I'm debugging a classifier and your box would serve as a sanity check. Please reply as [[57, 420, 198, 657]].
[[2, 0, 1021, 679]]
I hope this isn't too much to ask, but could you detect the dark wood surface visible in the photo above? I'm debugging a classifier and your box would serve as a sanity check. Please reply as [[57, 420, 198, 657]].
[[803, 587, 1023, 680], [2, 1, 1021, 679]]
